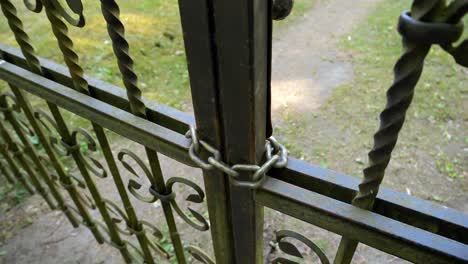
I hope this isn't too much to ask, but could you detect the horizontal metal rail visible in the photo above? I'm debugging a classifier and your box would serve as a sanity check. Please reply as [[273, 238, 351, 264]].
[[0, 43, 194, 134], [0, 59, 194, 167], [270, 158, 468, 245], [257, 177, 468, 263], [0, 45, 467, 261], [1, 44, 466, 244]]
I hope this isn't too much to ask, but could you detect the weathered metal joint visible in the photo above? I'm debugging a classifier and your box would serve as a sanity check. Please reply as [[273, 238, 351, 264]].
[[84, 219, 97, 229], [60, 139, 80, 153], [398, 11, 463, 45], [110, 240, 127, 251], [186, 126, 288, 189], [149, 186, 176, 202], [127, 223, 145, 236], [398, 5, 467, 67], [59, 179, 75, 190]]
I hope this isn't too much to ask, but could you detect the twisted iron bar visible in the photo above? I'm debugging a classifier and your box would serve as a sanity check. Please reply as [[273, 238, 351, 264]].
[[42, 0, 88, 94], [40, 2, 161, 260], [0, 0, 100, 232], [0, 0, 88, 227], [352, 0, 460, 209], [0, 112, 54, 206], [100, 0, 147, 118], [100, 1, 187, 262], [0, 0, 42, 74], [39, 1, 139, 261], [335, 1, 466, 263]]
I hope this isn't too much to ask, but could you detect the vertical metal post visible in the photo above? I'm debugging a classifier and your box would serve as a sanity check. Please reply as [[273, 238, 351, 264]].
[[212, 0, 270, 262], [178, 0, 234, 262]]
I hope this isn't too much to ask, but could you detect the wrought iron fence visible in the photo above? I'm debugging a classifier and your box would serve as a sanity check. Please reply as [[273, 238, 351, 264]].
[[0, 0, 466, 263]]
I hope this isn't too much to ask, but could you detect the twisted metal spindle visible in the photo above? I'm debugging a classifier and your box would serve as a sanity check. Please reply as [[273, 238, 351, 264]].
[[0, 1, 85, 220], [42, 1, 88, 94], [100, 0, 146, 118], [0, 0, 95, 230], [100, 1, 187, 263], [0, 0, 42, 74], [39, 1, 137, 261], [353, 0, 443, 209], [334, 1, 447, 263]]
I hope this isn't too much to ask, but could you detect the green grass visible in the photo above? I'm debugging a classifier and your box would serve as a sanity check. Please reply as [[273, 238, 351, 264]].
[[334, 0, 466, 178], [0, 0, 312, 130], [273, 0, 467, 184], [0, 0, 188, 129]]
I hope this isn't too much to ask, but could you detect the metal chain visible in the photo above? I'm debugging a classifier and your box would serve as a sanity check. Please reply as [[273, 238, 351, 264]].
[[186, 126, 288, 189]]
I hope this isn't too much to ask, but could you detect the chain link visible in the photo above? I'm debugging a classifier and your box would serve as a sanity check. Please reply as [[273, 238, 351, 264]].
[[186, 126, 288, 189]]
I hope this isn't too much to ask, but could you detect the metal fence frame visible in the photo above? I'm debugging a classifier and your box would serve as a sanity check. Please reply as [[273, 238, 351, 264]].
[[0, 0, 467, 263]]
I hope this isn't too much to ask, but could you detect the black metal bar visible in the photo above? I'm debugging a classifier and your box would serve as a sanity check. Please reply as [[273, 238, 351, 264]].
[[257, 177, 468, 264], [1, 59, 468, 263], [177, 0, 234, 261], [269, 158, 468, 245], [211, 0, 270, 261]]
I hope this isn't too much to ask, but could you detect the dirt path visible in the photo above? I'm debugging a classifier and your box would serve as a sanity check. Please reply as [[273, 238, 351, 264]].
[[271, 0, 379, 114]]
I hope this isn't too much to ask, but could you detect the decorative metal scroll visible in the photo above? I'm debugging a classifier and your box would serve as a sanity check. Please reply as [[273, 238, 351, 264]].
[[165, 177, 210, 231], [271, 230, 330, 264], [187, 246, 215, 264], [118, 149, 158, 203], [118, 148, 210, 232]]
